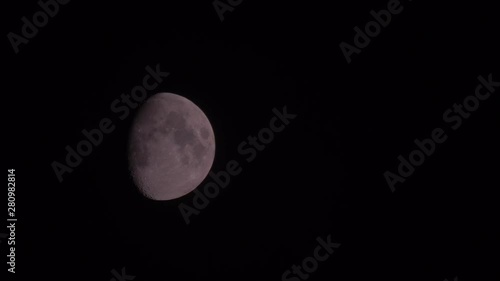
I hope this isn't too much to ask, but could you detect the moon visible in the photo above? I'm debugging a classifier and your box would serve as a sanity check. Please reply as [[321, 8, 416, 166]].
[[128, 92, 215, 200]]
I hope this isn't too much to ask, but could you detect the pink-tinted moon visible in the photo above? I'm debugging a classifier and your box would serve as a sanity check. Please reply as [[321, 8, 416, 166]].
[[128, 93, 215, 200]]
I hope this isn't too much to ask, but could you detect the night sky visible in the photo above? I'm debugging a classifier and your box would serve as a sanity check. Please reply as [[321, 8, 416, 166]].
[[4, 1, 499, 281]]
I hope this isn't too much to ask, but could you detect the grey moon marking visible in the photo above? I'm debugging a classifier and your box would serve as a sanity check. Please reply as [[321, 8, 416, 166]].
[[128, 92, 215, 200]]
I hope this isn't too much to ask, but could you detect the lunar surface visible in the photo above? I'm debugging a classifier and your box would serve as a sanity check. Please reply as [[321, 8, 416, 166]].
[[128, 93, 215, 200]]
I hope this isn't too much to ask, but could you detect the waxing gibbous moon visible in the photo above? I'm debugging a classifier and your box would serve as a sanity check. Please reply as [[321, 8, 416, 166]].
[[128, 92, 215, 200]]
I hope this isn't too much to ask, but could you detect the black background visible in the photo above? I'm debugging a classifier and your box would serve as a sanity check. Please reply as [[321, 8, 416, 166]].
[[4, 0, 499, 281]]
